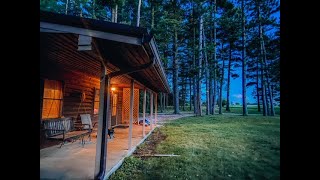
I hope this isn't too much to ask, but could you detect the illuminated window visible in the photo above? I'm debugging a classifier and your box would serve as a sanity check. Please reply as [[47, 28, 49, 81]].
[[94, 89, 100, 115], [112, 94, 117, 116], [42, 80, 63, 119]]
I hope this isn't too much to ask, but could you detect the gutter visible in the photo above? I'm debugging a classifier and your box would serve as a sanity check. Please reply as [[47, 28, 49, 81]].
[[148, 38, 171, 93]]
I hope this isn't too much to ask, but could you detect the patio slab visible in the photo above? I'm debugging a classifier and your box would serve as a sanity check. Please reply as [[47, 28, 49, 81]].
[[40, 114, 190, 180], [40, 124, 152, 180]]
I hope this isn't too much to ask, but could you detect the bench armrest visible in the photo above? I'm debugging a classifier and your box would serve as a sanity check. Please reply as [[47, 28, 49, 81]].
[[77, 123, 92, 132]]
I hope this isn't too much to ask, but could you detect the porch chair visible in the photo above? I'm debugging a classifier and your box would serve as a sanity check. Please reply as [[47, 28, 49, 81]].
[[80, 114, 97, 140]]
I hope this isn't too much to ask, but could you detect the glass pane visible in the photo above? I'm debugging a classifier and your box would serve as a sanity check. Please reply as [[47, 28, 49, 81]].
[[112, 94, 117, 116], [54, 81, 63, 99], [42, 99, 61, 119], [94, 102, 99, 114], [94, 89, 100, 101], [43, 80, 62, 99]]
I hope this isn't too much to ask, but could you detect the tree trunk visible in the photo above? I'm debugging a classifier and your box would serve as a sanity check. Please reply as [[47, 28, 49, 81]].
[[193, 76, 197, 114], [197, 15, 203, 116], [166, 93, 168, 109], [151, 4, 155, 29], [212, 0, 217, 115], [189, 77, 192, 111], [112, 7, 114, 22], [261, 32, 275, 116], [137, 0, 142, 27], [80, 2, 83, 17], [162, 93, 165, 112], [160, 93, 163, 113], [266, 91, 270, 115], [208, 2, 213, 115], [258, 5, 267, 116], [182, 77, 186, 111], [120, 1, 125, 23], [65, 0, 69, 15], [219, 43, 225, 114], [203, 25, 210, 115], [256, 57, 261, 112], [226, 43, 231, 112], [192, 2, 197, 115], [92, 0, 96, 19], [114, 4, 118, 23], [208, 0, 213, 115], [241, 0, 248, 116], [173, 28, 180, 114]]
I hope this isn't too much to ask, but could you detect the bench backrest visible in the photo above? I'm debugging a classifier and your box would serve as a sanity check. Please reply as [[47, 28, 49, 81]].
[[80, 114, 92, 130], [42, 117, 74, 137]]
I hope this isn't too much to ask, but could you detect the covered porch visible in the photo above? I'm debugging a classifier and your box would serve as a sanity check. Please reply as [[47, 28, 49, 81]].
[[40, 11, 170, 180]]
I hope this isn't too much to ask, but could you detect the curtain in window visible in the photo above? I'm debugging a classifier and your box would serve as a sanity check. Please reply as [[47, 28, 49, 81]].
[[42, 80, 63, 119]]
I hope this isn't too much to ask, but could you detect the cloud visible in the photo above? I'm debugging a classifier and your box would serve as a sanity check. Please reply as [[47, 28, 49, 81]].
[[233, 94, 242, 99]]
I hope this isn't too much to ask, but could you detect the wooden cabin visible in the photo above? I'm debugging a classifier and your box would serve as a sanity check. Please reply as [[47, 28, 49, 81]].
[[40, 10, 170, 179]]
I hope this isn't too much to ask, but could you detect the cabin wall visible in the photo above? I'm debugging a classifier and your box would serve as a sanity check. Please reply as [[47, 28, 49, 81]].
[[40, 61, 101, 122]]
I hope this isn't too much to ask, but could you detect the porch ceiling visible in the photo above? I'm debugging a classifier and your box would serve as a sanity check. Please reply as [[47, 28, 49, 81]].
[[40, 10, 170, 93], [40, 33, 147, 89]]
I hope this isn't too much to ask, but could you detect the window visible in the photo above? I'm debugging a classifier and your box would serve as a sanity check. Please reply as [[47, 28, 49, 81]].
[[42, 80, 63, 119], [94, 89, 100, 115], [112, 94, 117, 116]]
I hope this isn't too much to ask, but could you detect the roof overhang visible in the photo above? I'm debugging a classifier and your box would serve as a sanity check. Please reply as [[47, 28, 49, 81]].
[[40, 11, 170, 93]]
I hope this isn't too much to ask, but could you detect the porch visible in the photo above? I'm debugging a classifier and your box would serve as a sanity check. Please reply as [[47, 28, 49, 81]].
[[40, 11, 171, 180], [40, 124, 154, 179]]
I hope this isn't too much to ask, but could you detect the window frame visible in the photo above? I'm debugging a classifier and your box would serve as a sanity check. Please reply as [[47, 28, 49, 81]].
[[41, 79, 64, 120], [93, 88, 100, 115]]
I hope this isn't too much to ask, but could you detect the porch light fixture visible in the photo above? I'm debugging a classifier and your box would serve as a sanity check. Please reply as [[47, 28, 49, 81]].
[[111, 87, 116, 91]]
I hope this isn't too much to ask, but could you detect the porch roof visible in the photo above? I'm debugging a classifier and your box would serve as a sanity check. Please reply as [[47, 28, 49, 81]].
[[40, 10, 170, 93]]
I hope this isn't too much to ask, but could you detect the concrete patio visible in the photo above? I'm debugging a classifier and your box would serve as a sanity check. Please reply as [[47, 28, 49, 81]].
[[40, 124, 153, 180], [40, 114, 192, 180]]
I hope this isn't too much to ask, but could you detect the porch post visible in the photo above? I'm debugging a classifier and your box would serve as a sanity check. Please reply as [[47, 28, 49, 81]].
[[128, 79, 134, 150], [155, 93, 157, 126], [142, 88, 146, 137], [150, 91, 153, 130], [94, 74, 110, 179]]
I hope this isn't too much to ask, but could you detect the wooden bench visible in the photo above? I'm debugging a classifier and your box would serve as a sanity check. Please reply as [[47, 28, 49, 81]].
[[42, 117, 91, 148]]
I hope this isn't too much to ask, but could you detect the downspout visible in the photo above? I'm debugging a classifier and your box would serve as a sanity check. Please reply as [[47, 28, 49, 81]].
[[94, 59, 109, 180], [95, 45, 155, 180]]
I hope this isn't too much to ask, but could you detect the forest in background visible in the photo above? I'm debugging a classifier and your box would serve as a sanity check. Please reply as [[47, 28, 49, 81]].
[[40, 0, 280, 116]]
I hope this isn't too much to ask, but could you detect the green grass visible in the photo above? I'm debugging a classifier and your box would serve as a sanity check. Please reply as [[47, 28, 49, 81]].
[[151, 105, 280, 115], [110, 115, 280, 180], [223, 105, 280, 115]]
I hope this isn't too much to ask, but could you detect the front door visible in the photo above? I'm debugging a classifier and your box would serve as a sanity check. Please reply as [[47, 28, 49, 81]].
[[111, 93, 118, 126]]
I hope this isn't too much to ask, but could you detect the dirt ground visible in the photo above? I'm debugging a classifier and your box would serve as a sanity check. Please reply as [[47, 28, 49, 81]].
[[133, 129, 167, 158], [156, 113, 194, 124], [132, 113, 192, 158]]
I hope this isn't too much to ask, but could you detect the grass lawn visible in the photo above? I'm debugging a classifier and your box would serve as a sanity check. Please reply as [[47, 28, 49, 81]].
[[110, 115, 280, 180], [159, 105, 280, 115], [223, 105, 280, 115]]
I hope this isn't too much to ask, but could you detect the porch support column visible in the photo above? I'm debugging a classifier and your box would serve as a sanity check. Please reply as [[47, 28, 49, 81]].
[[155, 93, 158, 126], [128, 79, 134, 150], [142, 88, 146, 137], [150, 91, 153, 130], [94, 73, 110, 179]]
